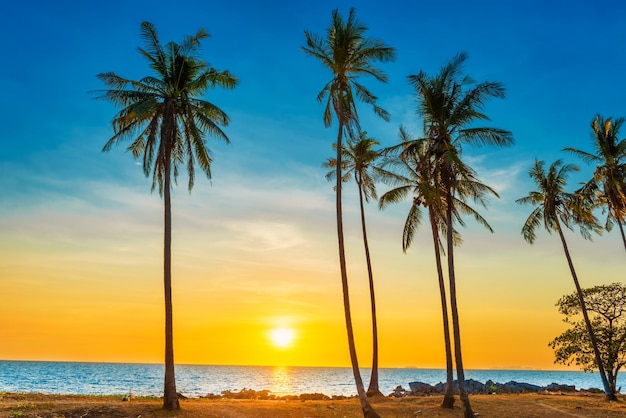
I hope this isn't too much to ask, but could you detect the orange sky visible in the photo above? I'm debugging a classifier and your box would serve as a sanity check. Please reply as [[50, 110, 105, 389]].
[[1, 0, 625, 372], [1, 180, 623, 370]]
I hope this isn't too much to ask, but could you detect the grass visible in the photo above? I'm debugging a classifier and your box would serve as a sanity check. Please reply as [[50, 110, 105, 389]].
[[1, 392, 626, 417]]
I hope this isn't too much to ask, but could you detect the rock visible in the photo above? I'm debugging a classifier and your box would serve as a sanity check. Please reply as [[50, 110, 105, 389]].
[[433, 381, 448, 394], [390, 385, 409, 397], [546, 383, 576, 392], [499, 381, 542, 394], [409, 381, 436, 394], [581, 387, 603, 394], [465, 379, 488, 394]]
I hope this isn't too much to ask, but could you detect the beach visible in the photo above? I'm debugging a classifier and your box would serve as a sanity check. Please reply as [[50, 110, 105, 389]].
[[2, 392, 626, 417]]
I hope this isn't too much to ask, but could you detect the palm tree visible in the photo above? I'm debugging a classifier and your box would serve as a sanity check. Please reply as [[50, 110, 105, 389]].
[[96, 22, 237, 410], [379, 128, 497, 409], [516, 159, 616, 401], [564, 115, 626, 251], [324, 132, 385, 397], [403, 52, 514, 418], [302, 8, 395, 417]]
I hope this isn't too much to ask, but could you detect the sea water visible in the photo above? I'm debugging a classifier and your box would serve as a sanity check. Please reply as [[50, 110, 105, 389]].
[[0, 361, 623, 398]]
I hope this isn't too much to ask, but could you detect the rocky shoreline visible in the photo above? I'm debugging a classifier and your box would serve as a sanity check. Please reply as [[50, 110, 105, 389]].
[[194, 379, 603, 401], [389, 379, 603, 397]]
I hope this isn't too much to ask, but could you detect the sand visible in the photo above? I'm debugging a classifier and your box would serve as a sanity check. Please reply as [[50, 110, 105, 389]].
[[2, 392, 626, 417]]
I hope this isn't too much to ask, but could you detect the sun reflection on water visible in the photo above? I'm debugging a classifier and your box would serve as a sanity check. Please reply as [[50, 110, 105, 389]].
[[270, 366, 292, 396]]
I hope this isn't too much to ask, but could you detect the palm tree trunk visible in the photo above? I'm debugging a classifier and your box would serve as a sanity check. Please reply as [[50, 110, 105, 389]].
[[162, 159, 179, 410], [446, 187, 474, 418], [335, 126, 379, 417], [356, 178, 382, 397], [429, 207, 455, 408], [556, 224, 617, 401], [617, 220, 626, 253]]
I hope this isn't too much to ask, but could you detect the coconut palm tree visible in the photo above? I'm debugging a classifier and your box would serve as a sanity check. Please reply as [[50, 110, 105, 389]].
[[379, 128, 497, 409], [516, 159, 616, 401], [96, 21, 237, 410], [302, 8, 395, 416], [324, 132, 385, 397], [403, 52, 514, 418], [564, 115, 626, 252]]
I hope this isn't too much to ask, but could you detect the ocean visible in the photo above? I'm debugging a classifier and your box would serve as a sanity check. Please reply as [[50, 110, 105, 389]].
[[0, 361, 622, 398]]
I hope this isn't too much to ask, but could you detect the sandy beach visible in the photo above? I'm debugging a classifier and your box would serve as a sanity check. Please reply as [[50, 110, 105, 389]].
[[2, 392, 626, 417]]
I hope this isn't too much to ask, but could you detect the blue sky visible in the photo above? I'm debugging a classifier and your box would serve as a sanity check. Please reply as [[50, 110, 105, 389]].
[[0, 0, 624, 368], [2, 1, 625, 186]]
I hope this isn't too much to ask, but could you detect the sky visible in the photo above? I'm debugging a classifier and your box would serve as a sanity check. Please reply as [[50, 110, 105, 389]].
[[0, 0, 624, 371]]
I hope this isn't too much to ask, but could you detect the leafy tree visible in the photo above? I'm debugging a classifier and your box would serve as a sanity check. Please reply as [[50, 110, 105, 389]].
[[302, 9, 395, 417], [399, 53, 513, 417], [564, 115, 626, 252], [324, 132, 386, 397], [517, 159, 616, 400], [379, 127, 497, 409], [550, 283, 626, 394], [96, 22, 237, 409]]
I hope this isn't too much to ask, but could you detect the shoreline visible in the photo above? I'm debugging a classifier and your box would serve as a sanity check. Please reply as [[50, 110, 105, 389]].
[[2, 360, 616, 398], [2, 392, 626, 418]]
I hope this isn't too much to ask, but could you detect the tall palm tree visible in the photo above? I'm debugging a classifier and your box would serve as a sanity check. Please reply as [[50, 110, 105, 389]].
[[324, 132, 385, 397], [379, 128, 497, 409], [404, 52, 514, 418], [564, 115, 626, 251], [516, 159, 616, 401], [96, 22, 237, 410], [302, 8, 395, 417]]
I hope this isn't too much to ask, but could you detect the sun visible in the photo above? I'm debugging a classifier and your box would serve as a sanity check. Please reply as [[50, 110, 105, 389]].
[[270, 328, 295, 348]]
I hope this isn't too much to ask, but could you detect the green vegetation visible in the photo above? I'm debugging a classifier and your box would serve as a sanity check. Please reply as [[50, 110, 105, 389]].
[[379, 127, 457, 407], [379, 52, 513, 418], [564, 115, 626, 252], [94, 9, 626, 418], [550, 283, 626, 394], [324, 133, 387, 397], [302, 8, 395, 417], [517, 160, 616, 400], [96, 21, 237, 410]]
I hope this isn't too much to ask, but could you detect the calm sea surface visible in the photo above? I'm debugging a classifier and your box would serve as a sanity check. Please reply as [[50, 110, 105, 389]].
[[0, 361, 623, 398]]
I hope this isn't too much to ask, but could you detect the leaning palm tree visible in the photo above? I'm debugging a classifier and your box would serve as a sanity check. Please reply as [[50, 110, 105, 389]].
[[96, 22, 237, 410], [379, 132, 455, 407], [302, 8, 395, 417], [324, 132, 385, 397], [564, 115, 626, 252], [516, 159, 616, 401], [403, 52, 514, 418], [379, 127, 497, 409]]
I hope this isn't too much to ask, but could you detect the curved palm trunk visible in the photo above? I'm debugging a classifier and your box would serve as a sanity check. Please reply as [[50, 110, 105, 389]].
[[355, 178, 382, 397], [335, 126, 379, 417], [617, 220, 626, 253], [446, 188, 474, 418], [162, 160, 179, 410], [428, 207, 455, 408], [556, 224, 617, 401]]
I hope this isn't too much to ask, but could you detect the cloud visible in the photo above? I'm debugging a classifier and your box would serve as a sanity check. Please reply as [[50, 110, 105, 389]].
[[220, 221, 306, 252]]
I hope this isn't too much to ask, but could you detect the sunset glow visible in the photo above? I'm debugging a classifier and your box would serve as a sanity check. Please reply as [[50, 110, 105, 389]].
[[0, 0, 624, 373], [270, 328, 295, 348]]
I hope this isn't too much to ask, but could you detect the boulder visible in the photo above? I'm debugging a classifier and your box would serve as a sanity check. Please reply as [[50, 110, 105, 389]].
[[499, 381, 542, 393], [546, 383, 576, 392], [409, 381, 436, 394], [390, 385, 409, 398], [465, 379, 488, 394]]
